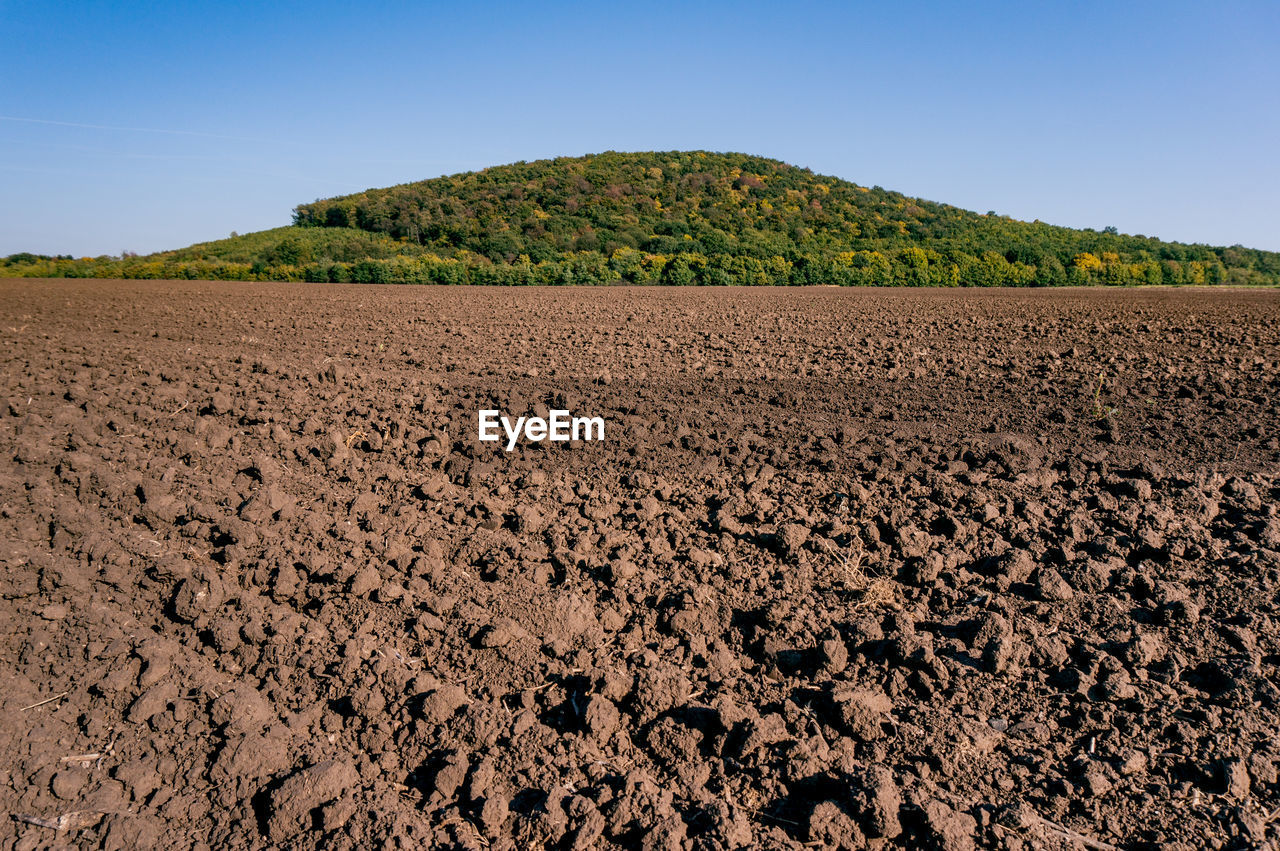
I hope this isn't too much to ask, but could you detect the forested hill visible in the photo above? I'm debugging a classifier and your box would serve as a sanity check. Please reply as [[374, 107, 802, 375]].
[[8, 151, 1280, 285]]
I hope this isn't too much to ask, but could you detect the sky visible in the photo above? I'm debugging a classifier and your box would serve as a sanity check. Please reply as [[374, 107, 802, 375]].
[[2, 0, 1277, 257]]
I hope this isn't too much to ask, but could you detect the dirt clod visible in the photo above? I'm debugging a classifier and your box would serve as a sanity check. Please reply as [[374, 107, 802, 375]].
[[266, 759, 359, 841]]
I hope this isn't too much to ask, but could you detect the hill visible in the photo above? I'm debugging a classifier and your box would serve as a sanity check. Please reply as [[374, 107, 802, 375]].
[[7, 151, 1279, 285]]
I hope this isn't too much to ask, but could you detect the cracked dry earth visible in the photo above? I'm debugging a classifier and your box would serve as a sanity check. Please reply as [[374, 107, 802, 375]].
[[1, 280, 1279, 851]]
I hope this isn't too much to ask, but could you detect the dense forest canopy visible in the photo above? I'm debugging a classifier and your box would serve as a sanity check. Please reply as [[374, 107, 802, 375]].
[[8, 151, 1279, 286]]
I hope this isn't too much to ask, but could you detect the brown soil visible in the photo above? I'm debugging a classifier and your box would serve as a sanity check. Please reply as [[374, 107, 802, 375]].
[[1, 280, 1278, 851]]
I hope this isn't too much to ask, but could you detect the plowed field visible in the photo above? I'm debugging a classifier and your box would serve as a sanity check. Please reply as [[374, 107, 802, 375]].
[[2, 281, 1278, 850]]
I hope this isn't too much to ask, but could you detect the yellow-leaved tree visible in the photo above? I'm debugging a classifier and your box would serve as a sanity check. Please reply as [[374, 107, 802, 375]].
[[1073, 252, 1103, 272]]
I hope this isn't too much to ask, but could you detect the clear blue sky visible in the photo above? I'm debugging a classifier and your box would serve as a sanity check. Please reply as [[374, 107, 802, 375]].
[[2, 0, 1277, 256]]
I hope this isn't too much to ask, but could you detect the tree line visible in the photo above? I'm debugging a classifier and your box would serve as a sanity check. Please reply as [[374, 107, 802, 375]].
[[6, 151, 1277, 285], [4, 244, 1241, 287]]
